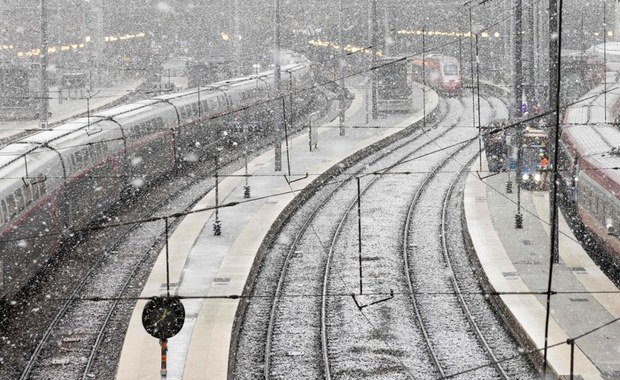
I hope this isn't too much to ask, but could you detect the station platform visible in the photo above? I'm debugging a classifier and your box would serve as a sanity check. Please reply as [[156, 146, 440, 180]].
[[115, 84, 440, 379], [465, 158, 620, 379], [0, 79, 144, 142]]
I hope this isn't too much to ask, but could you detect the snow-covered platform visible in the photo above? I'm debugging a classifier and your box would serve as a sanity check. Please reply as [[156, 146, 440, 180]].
[[115, 83, 440, 379], [0, 79, 144, 143], [464, 158, 620, 379]]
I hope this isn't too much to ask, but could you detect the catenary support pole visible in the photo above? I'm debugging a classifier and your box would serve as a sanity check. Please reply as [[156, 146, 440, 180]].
[[39, 0, 49, 129], [273, 0, 283, 171], [357, 177, 363, 295], [544, 0, 563, 375]]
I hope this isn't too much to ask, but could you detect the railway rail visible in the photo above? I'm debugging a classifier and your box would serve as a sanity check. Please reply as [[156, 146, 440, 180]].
[[233, 93, 538, 379], [0, 107, 327, 379]]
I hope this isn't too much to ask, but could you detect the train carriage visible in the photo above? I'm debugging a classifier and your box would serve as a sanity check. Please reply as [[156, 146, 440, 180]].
[[0, 51, 315, 301], [560, 79, 620, 261], [411, 53, 462, 97]]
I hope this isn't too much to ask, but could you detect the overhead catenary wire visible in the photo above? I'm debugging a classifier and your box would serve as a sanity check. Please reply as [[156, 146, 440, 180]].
[[1, 71, 619, 250], [0, 83, 617, 246]]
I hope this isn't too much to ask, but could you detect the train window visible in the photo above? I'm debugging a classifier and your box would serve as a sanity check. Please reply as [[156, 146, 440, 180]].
[[581, 187, 588, 208], [180, 105, 189, 119], [21, 184, 32, 207], [92, 144, 101, 161], [595, 196, 600, 215], [36, 177, 46, 196], [75, 151, 84, 169], [14, 188, 25, 213], [87, 146, 95, 164], [5, 195, 17, 218], [0, 199, 7, 224], [30, 182, 40, 200]]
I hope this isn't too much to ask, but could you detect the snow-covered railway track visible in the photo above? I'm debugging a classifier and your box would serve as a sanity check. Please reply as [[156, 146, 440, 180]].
[[259, 101, 453, 379], [3, 135, 274, 379], [402, 126, 508, 378], [18, 168, 213, 380], [234, 94, 538, 379]]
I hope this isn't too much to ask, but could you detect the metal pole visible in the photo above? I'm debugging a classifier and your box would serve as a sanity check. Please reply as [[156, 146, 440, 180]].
[[469, 9, 476, 130], [476, 32, 482, 171], [233, 0, 241, 77], [569, 339, 575, 379], [160, 339, 168, 378], [516, 124, 523, 228], [243, 124, 250, 198], [338, 0, 346, 135], [214, 154, 222, 236], [165, 218, 170, 297], [604, 0, 607, 124], [371, 0, 378, 119], [39, 0, 49, 129], [357, 177, 363, 295], [366, 0, 372, 124], [423, 28, 426, 130], [283, 98, 291, 177], [273, 0, 283, 171], [544, 0, 563, 375], [288, 71, 294, 130], [526, 0, 536, 106], [514, 0, 523, 117], [198, 86, 201, 119]]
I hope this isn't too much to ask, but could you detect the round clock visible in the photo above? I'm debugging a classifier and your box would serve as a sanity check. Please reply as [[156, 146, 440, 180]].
[[142, 296, 185, 339]]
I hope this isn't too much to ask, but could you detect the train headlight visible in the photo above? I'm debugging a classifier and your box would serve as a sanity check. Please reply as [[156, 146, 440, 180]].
[[534, 173, 541, 182], [522, 174, 529, 181]]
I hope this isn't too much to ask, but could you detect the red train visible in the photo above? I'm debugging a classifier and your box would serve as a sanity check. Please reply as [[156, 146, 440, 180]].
[[560, 80, 620, 261], [375, 53, 462, 113], [411, 54, 462, 96]]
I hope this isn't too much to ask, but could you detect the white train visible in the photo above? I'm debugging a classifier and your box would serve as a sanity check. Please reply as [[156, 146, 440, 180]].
[[0, 52, 314, 301]]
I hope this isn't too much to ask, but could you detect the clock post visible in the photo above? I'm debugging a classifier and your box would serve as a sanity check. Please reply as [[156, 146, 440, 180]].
[[160, 338, 168, 377], [141, 296, 185, 378]]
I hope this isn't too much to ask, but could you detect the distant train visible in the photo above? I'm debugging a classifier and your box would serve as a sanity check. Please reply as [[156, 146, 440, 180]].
[[0, 52, 316, 301], [560, 78, 620, 260], [376, 53, 462, 112], [410, 54, 462, 96], [518, 127, 549, 190]]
